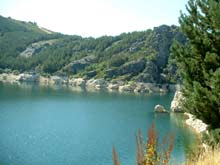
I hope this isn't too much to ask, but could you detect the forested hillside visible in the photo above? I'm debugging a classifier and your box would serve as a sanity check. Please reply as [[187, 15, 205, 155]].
[[0, 15, 185, 84]]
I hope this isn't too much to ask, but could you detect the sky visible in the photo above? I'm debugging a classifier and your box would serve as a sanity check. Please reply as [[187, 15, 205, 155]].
[[0, 0, 188, 37]]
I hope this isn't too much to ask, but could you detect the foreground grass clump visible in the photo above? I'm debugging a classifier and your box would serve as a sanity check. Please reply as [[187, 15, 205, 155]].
[[112, 123, 220, 165], [113, 123, 175, 165], [186, 145, 220, 165]]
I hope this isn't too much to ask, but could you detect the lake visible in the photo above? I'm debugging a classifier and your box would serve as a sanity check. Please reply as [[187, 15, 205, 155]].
[[0, 82, 196, 165]]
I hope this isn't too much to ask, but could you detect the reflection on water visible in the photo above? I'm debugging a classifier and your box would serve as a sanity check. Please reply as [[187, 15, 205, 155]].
[[170, 113, 200, 159], [0, 82, 197, 165]]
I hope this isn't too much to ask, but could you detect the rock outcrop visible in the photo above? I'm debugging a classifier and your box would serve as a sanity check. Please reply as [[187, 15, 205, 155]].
[[69, 78, 86, 87], [86, 70, 97, 78], [118, 84, 135, 93], [0, 73, 175, 94], [49, 76, 68, 85], [20, 39, 57, 57], [66, 55, 97, 74], [105, 58, 146, 78], [19, 73, 39, 82], [86, 78, 107, 89], [154, 104, 168, 113], [119, 59, 146, 75], [170, 91, 184, 112], [184, 113, 208, 133], [134, 83, 151, 94], [0, 73, 20, 82], [135, 61, 159, 83], [170, 90, 208, 134], [107, 83, 119, 91]]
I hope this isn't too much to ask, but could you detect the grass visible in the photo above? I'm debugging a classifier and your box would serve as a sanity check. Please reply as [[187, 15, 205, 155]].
[[113, 123, 175, 165], [112, 123, 220, 165], [186, 145, 220, 165]]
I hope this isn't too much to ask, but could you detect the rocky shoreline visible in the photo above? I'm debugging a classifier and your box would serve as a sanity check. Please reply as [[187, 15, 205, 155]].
[[0, 73, 208, 133], [184, 112, 208, 134], [0, 73, 177, 94], [170, 90, 208, 134]]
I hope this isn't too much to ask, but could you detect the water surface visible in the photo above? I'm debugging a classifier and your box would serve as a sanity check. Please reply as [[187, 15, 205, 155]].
[[0, 82, 196, 165]]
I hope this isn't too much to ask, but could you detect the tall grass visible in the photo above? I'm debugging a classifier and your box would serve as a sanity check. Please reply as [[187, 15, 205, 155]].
[[112, 145, 120, 165], [136, 128, 145, 165], [113, 123, 175, 165], [186, 144, 220, 165], [112, 123, 220, 165]]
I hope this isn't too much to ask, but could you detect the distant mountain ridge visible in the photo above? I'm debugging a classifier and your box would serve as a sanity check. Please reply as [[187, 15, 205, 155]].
[[0, 15, 185, 84]]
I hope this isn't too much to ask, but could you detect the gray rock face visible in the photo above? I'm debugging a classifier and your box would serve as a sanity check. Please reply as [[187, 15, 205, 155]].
[[170, 91, 184, 112], [105, 58, 146, 78], [50, 76, 68, 84], [69, 78, 86, 87], [118, 84, 135, 93], [135, 61, 158, 83], [184, 113, 208, 133], [86, 78, 107, 89], [67, 55, 97, 74], [105, 69, 118, 78], [134, 83, 151, 93], [86, 70, 97, 78], [20, 39, 57, 57], [19, 73, 39, 82], [154, 104, 168, 113], [107, 83, 119, 90], [152, 25, 182, 68], [119, 58, 146, 75]]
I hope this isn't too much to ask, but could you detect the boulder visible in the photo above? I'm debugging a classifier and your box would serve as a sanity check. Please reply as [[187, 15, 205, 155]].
[[0, 73, 7, 81], [154, 104, 168, 113], [86, 79, 107, 89], [170, 91, 184, 112], [0, 73, 20, 82], [19, 73, 39, 82], [49, 76, 67, 85], [134, 83, 150, 93], [69, 78, 85, 87], [118, 84, 135, 93], [107, 83, 119, 91], [39, 76, 50, 84]]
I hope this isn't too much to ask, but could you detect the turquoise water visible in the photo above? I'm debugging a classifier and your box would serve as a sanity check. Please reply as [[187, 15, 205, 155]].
[[0, 82, 196, 165]]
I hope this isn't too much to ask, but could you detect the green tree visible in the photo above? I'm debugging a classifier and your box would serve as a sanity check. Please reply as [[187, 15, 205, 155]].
[[172, 0, 220, 132]]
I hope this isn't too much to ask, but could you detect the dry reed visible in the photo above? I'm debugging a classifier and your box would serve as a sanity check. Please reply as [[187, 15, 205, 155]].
[[186, 144, 220, 165], [112, 123, 175, 165], [112, 145, 120, 165]]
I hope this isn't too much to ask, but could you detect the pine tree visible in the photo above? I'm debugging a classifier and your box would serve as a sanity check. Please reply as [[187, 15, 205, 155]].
[[172, 0, 220, 132]]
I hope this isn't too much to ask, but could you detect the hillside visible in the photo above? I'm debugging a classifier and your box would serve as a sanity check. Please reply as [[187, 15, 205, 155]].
[[0, 15, 185, 84], [0, 16, 62, 69]]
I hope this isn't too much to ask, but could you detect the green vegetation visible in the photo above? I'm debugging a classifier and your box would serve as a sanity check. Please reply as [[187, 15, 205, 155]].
[[171, 0, 220, 144], [0, 16, 62, 71], [0, 15, 185, 84]]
